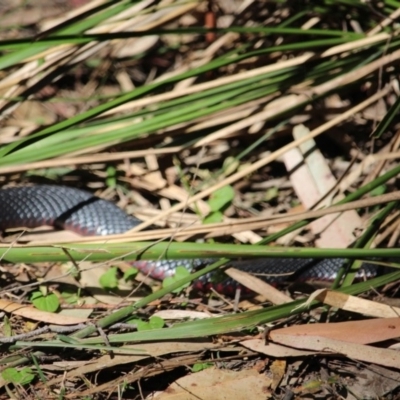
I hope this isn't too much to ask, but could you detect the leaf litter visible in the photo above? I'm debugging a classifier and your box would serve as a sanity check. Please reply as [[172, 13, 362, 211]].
[[0, 0, 400, 399]]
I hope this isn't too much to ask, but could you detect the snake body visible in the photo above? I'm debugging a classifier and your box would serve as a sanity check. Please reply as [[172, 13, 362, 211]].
[[0, 185, 378, 291]]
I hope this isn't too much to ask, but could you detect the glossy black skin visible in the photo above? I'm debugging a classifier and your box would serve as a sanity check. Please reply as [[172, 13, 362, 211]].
[[0, 185, 140, 236]]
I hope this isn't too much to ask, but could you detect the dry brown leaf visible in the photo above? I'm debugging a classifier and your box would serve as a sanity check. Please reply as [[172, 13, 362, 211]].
[[225, 267, 292, 304], [312, 289, 400, 318], [113, 35, 159, 58], [270, 359, 286, 391], [0, 299, 87, 325], [270, 318, 400, 345], [271, 333, 400, 369], [155, 367, 273, 400], [283, 124, 360, 249]]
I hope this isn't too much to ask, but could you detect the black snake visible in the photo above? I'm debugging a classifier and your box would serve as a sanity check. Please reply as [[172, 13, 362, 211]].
[[0, 185, 377, 292]]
